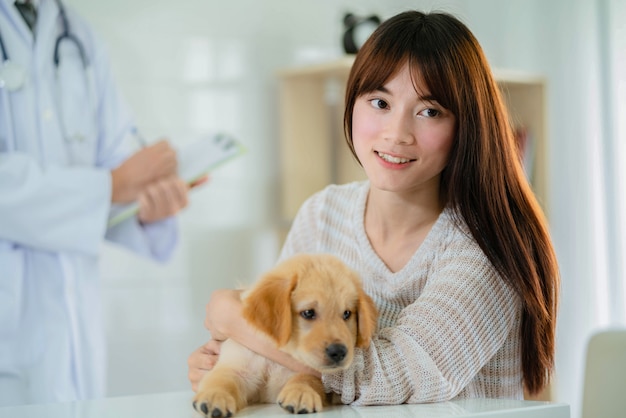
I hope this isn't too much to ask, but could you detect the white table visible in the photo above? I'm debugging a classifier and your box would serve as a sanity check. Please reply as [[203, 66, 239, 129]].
[[0, 391, 570, 418]]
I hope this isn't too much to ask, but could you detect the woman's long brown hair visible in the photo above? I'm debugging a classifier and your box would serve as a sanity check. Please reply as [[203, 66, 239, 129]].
[[344, 11, 560, 395]]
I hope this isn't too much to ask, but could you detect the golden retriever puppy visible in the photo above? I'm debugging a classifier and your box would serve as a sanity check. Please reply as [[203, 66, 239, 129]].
[[192, 253, 378, 417]]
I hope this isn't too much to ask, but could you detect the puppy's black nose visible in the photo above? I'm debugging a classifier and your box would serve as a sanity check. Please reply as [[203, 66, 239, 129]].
[[326, 343, 348, 364]]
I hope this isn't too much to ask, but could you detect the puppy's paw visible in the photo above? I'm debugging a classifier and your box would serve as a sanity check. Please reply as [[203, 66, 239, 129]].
[[277, 381, 324, 414], [193, 389, 239, 418]]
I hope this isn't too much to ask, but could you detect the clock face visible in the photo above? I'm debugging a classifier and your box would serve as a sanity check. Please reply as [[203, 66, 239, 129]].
[[342, 13, 381, 54], [352, 20, 379, 50]]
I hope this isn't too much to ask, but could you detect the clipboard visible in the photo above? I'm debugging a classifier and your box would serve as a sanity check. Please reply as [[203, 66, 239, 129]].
[[107, 133, 246, 228]]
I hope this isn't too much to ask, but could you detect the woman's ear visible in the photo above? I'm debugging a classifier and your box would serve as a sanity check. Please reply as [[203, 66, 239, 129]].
[[242, 271, 297, 347], [356, 289, 378, 348]]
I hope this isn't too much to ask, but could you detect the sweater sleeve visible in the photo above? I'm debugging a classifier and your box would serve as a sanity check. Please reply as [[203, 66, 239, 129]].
[[322, 238, 522, 405]]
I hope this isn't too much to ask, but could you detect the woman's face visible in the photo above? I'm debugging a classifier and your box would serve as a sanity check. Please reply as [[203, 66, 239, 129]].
[[352, 63, 456, 200]]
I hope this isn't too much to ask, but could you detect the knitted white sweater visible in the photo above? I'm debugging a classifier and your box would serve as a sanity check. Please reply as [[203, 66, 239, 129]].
[[278, 181, 523, 405]]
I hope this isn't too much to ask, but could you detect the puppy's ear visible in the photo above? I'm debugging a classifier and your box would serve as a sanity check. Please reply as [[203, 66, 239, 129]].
[[356, 289, 378, 348], [242, 272, 297, 347]]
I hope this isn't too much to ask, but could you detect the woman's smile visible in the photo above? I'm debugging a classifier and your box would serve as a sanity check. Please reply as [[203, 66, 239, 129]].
[[375, 150, 416, 165]]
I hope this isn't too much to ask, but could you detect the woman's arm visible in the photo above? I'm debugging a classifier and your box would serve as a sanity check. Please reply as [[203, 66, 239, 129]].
[[204, 289, 320, 376]]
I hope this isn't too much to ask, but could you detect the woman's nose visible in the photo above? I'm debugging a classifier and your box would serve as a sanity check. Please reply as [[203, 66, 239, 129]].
[[384, 113, 415, 145]]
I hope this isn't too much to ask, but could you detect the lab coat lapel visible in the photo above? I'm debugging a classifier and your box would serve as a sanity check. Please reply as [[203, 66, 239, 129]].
[[32, 0, 59, 62], [0, 0, 35, 45]]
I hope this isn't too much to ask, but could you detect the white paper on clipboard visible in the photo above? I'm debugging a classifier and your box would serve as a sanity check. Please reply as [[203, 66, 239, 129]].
[[177, 133, 245, 184], [107, 133, 246, 228]]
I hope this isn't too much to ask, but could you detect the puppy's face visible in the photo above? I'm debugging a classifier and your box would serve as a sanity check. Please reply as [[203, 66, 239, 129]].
[[287, 263, 363, 370], [242, 254, 378, 372]]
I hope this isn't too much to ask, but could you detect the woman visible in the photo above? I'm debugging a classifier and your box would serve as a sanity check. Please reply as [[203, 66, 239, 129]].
[[188, 10, 559, 404]]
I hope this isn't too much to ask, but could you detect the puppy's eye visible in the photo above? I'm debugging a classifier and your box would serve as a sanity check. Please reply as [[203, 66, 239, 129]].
[[343, 310, 352, 320], [300, 309, 316, 320]]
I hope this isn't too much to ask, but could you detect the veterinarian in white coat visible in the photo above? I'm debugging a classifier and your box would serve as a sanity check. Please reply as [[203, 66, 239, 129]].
[[0, 0, 192, 406]]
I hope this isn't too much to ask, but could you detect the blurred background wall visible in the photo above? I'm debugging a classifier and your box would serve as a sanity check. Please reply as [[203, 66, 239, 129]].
[[64, 1, 626, 418]]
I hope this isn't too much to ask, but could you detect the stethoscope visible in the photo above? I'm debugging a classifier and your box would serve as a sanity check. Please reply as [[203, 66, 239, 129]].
[[0, 0, 95, 152]]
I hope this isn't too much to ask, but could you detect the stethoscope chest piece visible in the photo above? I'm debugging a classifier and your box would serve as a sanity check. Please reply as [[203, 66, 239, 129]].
[[0, 60, 25, 91]]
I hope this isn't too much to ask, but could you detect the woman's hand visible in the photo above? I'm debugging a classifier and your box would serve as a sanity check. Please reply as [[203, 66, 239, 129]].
[[204, 288, 244, 341], [187, 340, 222, 392], [187, 289, 241, 392]]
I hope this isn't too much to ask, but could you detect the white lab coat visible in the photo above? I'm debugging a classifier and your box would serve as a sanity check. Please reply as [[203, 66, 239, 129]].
[[0, 0, 178, 406]]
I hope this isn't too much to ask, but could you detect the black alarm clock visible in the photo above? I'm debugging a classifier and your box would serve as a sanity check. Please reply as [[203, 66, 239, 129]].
[[342, 13, 381, 54]]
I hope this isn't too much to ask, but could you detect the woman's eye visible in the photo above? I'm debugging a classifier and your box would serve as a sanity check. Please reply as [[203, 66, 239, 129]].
[[300, 309, 316, 320], [369, 99, 389, 109], [420, 108, 441, 118], [343, 310, 352, 320]]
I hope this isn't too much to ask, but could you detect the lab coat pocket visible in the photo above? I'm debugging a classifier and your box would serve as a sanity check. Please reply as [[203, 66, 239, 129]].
[[0, 241, 24, 336], [56, 46, 97, 166]]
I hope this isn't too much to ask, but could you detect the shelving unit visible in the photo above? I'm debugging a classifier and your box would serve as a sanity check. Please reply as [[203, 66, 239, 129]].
[[277, 57, 548, 221]]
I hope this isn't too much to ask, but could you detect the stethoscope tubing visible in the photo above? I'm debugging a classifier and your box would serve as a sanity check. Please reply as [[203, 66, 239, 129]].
[[0, 12, 15, 152], [1, 0, 94, 153], [0, 0, 76, 65], [0, 27, 9, 61], [53, 0, 88, 68], [0, 26, 17, 152]]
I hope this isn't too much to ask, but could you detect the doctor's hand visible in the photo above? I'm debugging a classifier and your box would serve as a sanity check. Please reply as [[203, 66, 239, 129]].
[[137, 175, 189, 224], [188, 340, 222, 392], [111, 140, 178, 203]]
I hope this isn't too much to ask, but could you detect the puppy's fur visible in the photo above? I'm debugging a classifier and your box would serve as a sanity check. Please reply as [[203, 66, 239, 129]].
[[193, 253, 378, 417]]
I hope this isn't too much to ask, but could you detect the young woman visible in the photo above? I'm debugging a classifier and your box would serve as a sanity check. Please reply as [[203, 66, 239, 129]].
[[188, 10, 559, 404]]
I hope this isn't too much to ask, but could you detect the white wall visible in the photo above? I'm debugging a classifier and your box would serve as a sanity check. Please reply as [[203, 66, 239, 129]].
[[64, 1, 624, 417]]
